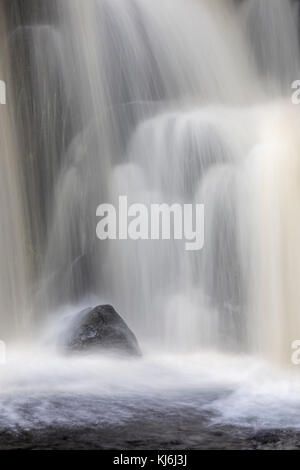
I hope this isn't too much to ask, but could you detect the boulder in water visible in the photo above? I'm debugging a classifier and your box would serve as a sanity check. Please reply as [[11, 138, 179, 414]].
[[67, 305, 142, 356]]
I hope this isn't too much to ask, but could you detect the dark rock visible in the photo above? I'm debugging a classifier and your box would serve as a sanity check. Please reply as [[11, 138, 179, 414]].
[[67, 305, 142, 356]]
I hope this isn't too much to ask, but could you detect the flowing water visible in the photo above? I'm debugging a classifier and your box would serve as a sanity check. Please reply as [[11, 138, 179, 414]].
[[0, 4, 29, 340], [1, 0, 300, 447]]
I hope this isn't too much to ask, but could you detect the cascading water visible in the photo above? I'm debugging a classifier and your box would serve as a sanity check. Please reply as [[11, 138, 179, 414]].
[[35, 0, 300, 361], [0, 5, 30, 340], [2, 0, 300, 446]]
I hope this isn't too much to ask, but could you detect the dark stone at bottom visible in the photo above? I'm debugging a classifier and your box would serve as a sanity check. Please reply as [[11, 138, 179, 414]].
[[1, 424, 300, 450], [67, 304, 142, 357]]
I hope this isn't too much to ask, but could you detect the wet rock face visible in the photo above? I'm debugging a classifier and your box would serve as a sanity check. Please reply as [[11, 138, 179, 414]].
[[67, 305, 142, 356]]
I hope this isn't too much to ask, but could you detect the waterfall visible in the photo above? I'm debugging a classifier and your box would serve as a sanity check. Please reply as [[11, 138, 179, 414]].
[[0, 5, 30, 340], [3, 0, 300, 363]]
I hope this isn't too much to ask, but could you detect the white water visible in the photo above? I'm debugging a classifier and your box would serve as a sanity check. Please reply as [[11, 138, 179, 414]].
[[2, 0, 300, 437], [40, 0, 300, 360], [0, 7, 30, 340], [1, 348, 300, 432]]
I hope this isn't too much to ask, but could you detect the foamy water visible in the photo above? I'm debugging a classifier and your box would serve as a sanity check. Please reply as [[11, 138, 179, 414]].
[[1, 344, 300, 432]]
